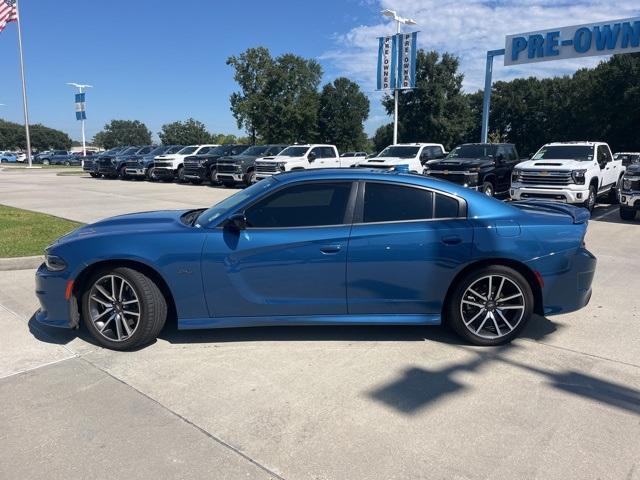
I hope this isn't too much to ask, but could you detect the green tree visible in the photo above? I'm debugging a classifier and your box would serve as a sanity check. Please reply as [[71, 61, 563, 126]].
[[92, 120, 152, 149], [228, 47, 322, 143], [0, 119, 71, 150], [372, 123, 393, 153], [158, 118, 212, 145], [382, 50, 472, 150], [317, 77, 369, 151]]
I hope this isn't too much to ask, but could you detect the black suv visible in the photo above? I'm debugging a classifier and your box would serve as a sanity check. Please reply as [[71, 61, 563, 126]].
[[425, 143, 520, 196], [97, 146, 143, 178], [217, 144, 288, 187], [182, 144, 249, 185], [619, 163, 640, 221], [124, 145, 183, 180]]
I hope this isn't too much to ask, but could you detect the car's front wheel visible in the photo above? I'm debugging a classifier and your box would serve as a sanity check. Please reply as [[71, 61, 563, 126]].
[[620, 207, 636, 221], [42, 159, 50, 165], [81, 267, 167, 350], [244, 170, 256, 187], [481, 181, 494, 197], [447, 265, 534, 346], [584, 185, 596, 212]]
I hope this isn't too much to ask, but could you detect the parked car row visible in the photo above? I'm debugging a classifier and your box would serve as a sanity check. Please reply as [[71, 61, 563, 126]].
[[83, 140, 639, 221]]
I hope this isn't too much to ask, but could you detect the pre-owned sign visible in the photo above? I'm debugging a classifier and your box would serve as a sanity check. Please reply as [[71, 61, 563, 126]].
[[505, 17, 640, 66]]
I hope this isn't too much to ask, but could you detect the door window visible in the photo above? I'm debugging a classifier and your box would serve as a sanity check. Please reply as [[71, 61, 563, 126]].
[[244, 182, 352, 228], [363, 183, 433, 223], [320, 147, 337, 158]]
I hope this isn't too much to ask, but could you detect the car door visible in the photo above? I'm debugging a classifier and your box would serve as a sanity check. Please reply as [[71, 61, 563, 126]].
[[347, 181, 473, 315], [493, 146, 512, 193], [597, 146, 617, 190], [201, 181, 356, 318]]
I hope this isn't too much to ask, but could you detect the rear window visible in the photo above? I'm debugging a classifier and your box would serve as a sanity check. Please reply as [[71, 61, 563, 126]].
[[363, 183, 433, 223]]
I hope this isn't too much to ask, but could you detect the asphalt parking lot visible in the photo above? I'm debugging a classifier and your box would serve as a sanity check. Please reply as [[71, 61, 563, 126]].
[[1, 168, 639, 480]]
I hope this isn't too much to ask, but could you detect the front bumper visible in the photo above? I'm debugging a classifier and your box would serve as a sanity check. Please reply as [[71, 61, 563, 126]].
[[125, 166, 147, 177], [182, 166, 208, 181], [620, 191, 640, 209], [98, 165, 117, 175], [153, 167, 176, 179], [34, 263, 76, 329], [217, 172, 243, 182], [510, 185, 589, 204]]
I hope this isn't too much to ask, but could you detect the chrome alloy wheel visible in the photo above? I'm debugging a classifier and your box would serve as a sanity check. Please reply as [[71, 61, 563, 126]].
[[88, 274, 141, 342], [460, 274, 525, 340]]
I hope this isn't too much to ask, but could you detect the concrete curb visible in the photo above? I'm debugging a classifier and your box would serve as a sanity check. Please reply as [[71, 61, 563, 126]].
[[0, 255, 43, 271]]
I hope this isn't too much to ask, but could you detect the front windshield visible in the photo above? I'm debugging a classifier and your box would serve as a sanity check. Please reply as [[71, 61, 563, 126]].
[[341, 152, 355, 157], [614, 153, 640, 163], [178, 146, 198, 155], [532, 146, 593, 161], [147, 146, 166, 156], [120, 147, 139, 156], [196, 177, 277, 227], [278, 146, 309, 157], [378, 146, 420, 158], [241, 145, 270, 156], [196, 146, 215, 155], [165, 146, 183, 154], [447, 145, 495, 159]]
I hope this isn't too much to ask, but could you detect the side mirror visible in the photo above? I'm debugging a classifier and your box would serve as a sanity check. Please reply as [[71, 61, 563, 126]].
[[307, 152, 316, 162], [226, 213, 247, 231]]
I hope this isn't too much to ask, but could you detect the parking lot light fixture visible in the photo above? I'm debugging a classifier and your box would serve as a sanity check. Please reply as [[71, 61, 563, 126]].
[[381, 9, 417, 144]]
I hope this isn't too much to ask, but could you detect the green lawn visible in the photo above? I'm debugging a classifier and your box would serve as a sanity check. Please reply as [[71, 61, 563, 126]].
[[0, 205, 83, 258]]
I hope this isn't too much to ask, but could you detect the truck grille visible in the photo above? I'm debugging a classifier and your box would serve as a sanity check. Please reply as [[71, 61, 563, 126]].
[[183, 159, 202, 168], [154, 161, 172, 169], [622, 176, 640, 192], [125, 160, 142, 168], [98, 158, 114, 167], [217, 163, 240, 173], [519, 170, 572, 186], [428, 172, 467, 184], [256, 163, 278, 173]]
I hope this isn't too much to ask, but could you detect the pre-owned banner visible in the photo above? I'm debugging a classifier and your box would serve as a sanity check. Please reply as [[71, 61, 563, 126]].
[[397, 32, 418, 89], [377, 35, 397, 90]]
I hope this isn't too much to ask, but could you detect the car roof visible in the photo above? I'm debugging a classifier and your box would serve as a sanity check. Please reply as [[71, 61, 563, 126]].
[[457, 143, 514, 147], [543, 141, 606, 146], [393, 143, 444, 147]]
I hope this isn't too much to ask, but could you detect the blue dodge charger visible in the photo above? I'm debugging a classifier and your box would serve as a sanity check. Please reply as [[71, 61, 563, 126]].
[[35, 169, 596, 350]]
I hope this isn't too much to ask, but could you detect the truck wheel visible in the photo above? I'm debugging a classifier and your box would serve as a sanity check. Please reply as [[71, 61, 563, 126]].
[[64, 160, 71, 166], [175, 166, 185, 183], [42, 159, 50, 165], [244, 170, 256, 187], [608, 178, 622, 204], [584, 185, 596, 212], [209, 168, 219, 185], [481, 181, 494, 197], [118, 166, 128, 180], [620, 207, 636, 221], [146, 167, 157, 181]]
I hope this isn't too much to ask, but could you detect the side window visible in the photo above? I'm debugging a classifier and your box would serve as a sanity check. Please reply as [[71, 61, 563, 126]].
[[244, 182, 352, 228], [597, 146, 610, 164], [309, 147, 322, 160], [434, 193, 460, 218], [232, 146, 246, 155], [363, 183, 433, 223], [322, 147, 337, 158], [602, 147, 613, 163], [509, 147, 518, 161]]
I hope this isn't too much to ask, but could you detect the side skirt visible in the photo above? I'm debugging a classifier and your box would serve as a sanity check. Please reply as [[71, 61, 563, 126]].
[[179, 314, 442, 330]]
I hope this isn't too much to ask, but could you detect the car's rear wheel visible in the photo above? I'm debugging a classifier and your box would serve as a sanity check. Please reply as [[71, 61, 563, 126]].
[[620, 207, 636, 221], [481, 181, 494, 197], [81, 267, 166, 350], [447, 265, 533, 346]]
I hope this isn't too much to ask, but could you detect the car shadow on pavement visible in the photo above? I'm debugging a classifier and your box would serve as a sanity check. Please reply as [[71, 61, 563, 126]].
[[590, 204, 640, 225]]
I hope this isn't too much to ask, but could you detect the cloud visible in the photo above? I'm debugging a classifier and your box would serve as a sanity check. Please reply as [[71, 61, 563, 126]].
[[321, 0, 640, 133]]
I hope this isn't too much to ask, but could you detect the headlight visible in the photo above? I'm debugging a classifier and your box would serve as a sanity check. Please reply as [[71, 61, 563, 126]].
[[511, 169, 522, 183], [571, 169, 587, 185], [623, 178, 632, 191], [44, 253, 67, 272], [277, 162, 287, 171]]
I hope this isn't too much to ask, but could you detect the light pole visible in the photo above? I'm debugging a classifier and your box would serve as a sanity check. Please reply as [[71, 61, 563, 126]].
[[381, 9, 417, 145], [66, 82, 92, 156]]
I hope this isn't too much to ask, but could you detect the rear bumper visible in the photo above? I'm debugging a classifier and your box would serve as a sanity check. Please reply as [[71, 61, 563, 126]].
[[511, 185, 589, 204], [528, 247, 596, 316], [34, 263, 75, 329], [620, 191, 640, 209]]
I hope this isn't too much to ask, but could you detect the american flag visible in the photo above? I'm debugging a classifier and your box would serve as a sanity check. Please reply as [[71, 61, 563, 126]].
[[0, 0, 17, 33]]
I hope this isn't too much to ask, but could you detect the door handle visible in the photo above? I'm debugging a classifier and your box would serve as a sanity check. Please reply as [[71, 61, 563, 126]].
[[441, 235, 462, 245], [320, 244, 342, 254]]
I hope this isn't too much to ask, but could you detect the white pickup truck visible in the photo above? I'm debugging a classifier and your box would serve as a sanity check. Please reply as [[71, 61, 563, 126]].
[[357, 143, 446, 173], [151, 144, 219, 182], [255, 144, 346, 180], [510, 141, 625, 212]]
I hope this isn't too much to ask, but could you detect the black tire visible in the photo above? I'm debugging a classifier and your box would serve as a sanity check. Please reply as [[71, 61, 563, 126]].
[[175, 166, 185, 183], [64, 160, 71, 166], [620, 207, 636, 221], [608, 178, 622, 205], [146, 167, 157, 181], [447, 265, 534, 346], [81, 267, 167, 350], [209, 168, 220, 185], [118, 166, 128, 180], [42, 159, 50, 165], [481, 181, 494, 197], [190, 179, 203, 185], [244, 170, 256, 187], [583, 184, 596, 212], [89, 172, 101, 178]]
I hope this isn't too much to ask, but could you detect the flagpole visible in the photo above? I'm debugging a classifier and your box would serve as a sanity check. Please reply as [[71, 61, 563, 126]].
[[14, 0, 32, 168]]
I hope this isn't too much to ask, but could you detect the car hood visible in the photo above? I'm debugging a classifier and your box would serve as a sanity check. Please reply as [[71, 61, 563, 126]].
[[515, 159, 589, 170], [258, 156, 304, 163], [429, 158, 494, 170], [218, 154, 258, 163], [359, 156, 417, 165], [625, 164, 640, 176], [57, 210, 191, 244]]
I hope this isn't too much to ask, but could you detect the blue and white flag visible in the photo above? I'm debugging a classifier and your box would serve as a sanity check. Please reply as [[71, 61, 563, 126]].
[[75, 92, 86, 120], [376, 35, 397, 90], [397, 32, 418, 89]]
